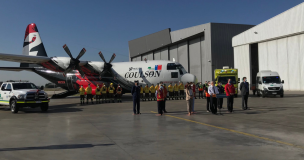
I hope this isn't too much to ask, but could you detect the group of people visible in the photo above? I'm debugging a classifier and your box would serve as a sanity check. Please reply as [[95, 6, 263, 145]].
[[131, 77, 250, 116], [78, 83, 123, 104], [139, 82, 192, 101]]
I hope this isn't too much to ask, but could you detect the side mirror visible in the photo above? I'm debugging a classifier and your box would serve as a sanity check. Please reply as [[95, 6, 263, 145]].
[[282, 80, 284, 84], [258, 81, 262, 84], [40, 86, 44, 90]]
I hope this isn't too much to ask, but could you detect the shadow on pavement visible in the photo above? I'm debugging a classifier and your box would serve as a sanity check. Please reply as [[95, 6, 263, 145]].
[[0, 143, 115, 152]]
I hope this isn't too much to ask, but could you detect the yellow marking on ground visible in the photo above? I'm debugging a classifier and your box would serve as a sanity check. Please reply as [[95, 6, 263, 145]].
[[150, 111, 304, 149]]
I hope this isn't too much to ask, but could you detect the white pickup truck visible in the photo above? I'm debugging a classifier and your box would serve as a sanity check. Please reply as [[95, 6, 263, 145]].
[[0, 81, 50, 113]]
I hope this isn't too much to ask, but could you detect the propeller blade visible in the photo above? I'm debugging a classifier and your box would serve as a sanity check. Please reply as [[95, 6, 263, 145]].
[[98, 51, 107, 63], [76, 48, 86, 60], [108, 53, 116, 64], [76, 65, 86, 78], [63, 44, 74, 59]]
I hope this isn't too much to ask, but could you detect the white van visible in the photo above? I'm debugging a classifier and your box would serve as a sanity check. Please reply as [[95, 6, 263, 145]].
[[255, 70, 284, 98]]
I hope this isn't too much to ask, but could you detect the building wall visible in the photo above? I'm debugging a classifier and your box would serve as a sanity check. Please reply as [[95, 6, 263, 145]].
[[235, 34, 304, 91], [233, 2, 304, 47], [233, 44, 251, 84]]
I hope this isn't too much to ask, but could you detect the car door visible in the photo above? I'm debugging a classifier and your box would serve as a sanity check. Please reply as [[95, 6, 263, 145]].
[[0, 83, 9, 105]]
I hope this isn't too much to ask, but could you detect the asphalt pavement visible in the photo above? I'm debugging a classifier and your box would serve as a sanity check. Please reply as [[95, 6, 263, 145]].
[[0, 91, 304, 160]]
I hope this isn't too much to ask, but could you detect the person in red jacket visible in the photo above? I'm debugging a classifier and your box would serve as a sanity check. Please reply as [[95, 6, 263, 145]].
[[225, 79, 235, 113], [156, 84, 165, 116]]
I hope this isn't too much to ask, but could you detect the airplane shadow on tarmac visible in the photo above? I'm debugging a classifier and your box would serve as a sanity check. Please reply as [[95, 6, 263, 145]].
[[0, 144, 115, 152]]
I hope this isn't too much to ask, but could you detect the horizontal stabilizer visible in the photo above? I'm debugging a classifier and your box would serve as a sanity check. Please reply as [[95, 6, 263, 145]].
[[0, 53, 50, 64]]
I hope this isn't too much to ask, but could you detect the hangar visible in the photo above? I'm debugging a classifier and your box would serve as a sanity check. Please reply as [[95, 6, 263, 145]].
[[233, 2, 304, 91], [129, 23, 253, 82]]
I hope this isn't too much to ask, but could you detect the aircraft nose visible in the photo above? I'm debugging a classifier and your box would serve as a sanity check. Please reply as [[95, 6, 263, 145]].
[[181, 73, 196, 83]]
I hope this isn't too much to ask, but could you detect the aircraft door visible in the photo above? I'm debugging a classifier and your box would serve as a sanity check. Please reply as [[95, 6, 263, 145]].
[[66, 75, 75, 91]]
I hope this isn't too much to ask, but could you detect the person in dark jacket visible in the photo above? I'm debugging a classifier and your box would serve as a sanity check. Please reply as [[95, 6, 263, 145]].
[[240, 77, 249, 110], [131, 82, 141, 115], [217, 82, 225, 109]]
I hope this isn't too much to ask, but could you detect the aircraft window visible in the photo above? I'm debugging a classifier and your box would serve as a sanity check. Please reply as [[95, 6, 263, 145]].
[[171, 72, 178, 78], [6, 84, 12, 90], [1, 84, 7, 91], [167, 63, 176, 70]]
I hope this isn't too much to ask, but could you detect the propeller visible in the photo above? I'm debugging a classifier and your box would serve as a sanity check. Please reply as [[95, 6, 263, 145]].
[[63, 44, 86, 78], [98, 51, 116, 77]]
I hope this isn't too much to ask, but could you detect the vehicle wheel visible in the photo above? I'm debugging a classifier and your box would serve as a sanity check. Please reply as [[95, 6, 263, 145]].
[[41, 103, 49, 112], [10, 99, 19, 113], [280, 94, 284, 98]]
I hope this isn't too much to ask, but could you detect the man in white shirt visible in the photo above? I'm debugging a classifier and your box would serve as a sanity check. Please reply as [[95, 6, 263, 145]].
[[208, 81, 219, 114]]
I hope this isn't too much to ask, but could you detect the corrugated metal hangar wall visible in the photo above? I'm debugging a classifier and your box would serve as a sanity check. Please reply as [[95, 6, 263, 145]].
[[129, 23, 253, 83], [233, 2, 304, 91]]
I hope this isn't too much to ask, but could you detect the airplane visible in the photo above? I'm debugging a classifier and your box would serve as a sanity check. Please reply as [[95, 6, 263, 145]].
[[0, 23, 197, 97]]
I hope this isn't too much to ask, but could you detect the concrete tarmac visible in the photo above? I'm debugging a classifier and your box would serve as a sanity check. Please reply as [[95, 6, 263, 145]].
[[0, 91, 304, 160]]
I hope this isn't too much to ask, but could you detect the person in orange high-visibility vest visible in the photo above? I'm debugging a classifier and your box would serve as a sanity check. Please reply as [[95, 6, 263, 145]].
[[205, 81, 211, 112], [156, 84, 165, 116], [116, 84, 122, 103]]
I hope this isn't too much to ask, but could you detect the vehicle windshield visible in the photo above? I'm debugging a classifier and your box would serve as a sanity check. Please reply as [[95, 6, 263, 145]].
[[218, 76, 236, 84], [12, 83, 38, 90], [167, 63, 187, 75], [176, 64, 187, 75], [262, 76, 281, 84]]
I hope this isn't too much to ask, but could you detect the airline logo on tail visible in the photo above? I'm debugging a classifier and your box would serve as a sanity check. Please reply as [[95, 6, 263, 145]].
[[22, 23, 48, 57]]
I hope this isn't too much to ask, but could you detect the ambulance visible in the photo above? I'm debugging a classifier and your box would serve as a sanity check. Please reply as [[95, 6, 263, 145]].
[[214, 67, 239, 97]]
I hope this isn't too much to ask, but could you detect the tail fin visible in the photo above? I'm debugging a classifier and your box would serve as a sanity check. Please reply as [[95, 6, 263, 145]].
[[21, 23, 48, 67]]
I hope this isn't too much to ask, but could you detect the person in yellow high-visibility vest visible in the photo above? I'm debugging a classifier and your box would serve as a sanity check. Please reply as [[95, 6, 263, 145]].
[[95, 84, 101, 104], [150, 84, 156, 101], [179, 82, 185, 100], [101, 84, 107, 103], [173, 83, 179, 100], [155, 83, 159, 91], [79, 85, 85, 104], [116, 84, 122, 102], [85, 84, 93, 104], [108, 83, 115, 103], [167, 83, 174, 100], [140, 85, 143, 101], [143, 84, 149, 101]]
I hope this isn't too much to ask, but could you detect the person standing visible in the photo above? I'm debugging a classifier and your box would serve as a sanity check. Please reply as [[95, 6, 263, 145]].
[[131, 82, 141, 115], [185, 84, 193, 116], [205, 81, 211, 112], [144, 84, 150, 101], [198, 82, 204, 99], [162, 83, 168, 113], [155, 84, 165, 116], [140, 85, 144, 101], [116, 84, 122, 103], [173, 83, 179, 100], [95, 84, 101, 104], [240, 77, 249, 110], [191, 82, 196, 113], [150, 84, 156, 101], [86, 84, 93, 104], [178, 82, 185, 100], [168, 83, 173, 100], [108, 83, 115, 103], [203, 81, 208, 98], [225, 79, 235, 113], [101, 84, 107, 103], [79, 85, 85, 104], [217, 82, 224, 109], [208, 81, 219, 114]]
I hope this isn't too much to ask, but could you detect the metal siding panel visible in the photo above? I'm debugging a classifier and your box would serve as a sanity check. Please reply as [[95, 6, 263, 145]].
[[277, 38, 290, 90], [147, 52, 153, 60], [267, 40, 278, 71], [154, 50, 161, 60], [160, 48, 169, 60], [189, 38, 201, 82], [200, 25, 212, 82], [169, 45, 178, 62], [287, 36, 300, 90], [234, 45, 251, 84], [177, 41, 188, 72], [258, 42, 268, 71], [170, 23, 208, 43], [300, 34, 304, 90], [233, 2, 304, 47]]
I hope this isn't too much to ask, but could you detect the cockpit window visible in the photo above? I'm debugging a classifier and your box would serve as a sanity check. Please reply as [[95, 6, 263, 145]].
[[167, 63, 187, 75]]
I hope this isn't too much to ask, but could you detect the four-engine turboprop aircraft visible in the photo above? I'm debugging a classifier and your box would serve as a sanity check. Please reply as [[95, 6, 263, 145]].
[[0, 23, 197, 97]]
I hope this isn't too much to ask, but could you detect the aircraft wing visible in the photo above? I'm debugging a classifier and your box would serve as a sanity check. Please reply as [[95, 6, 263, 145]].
[[0, 53, 51, 64], [0, 67, 35, 72]]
